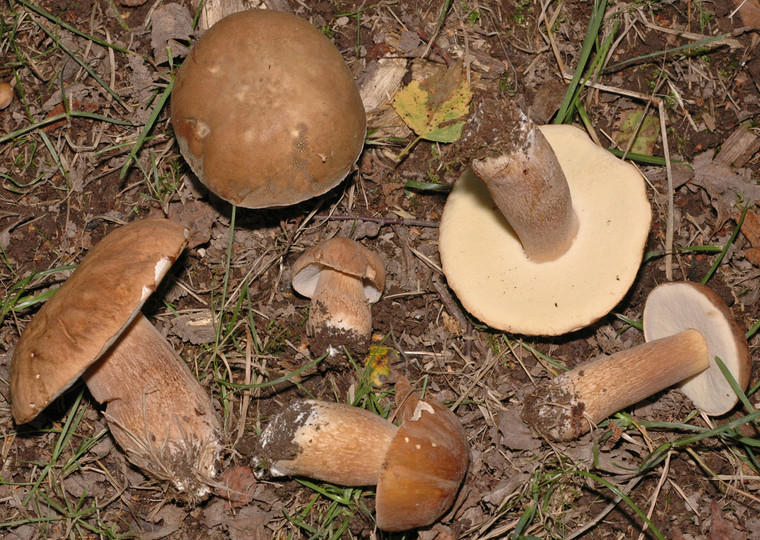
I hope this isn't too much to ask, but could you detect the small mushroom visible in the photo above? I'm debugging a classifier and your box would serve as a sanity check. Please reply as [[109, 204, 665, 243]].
[[0, 82, 12, 109], [11, 219, 221, 499], [439, 96, 651, 335], [291, 237, 385, 354], [171, 9, 366, 208], [522, 282, 751, 441], [256, 380, 469, 531]]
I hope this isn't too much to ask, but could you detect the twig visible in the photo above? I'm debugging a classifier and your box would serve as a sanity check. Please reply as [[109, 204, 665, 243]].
[[637, 451, 671, 540], [432, 273, 469, 332], [314, 213, 439, 228], [658, 100, 674, 281]]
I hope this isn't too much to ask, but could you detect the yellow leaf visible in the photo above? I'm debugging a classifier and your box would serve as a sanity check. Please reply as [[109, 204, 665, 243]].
[[364, 344, 392, 386], [392, 62, 472, 144]]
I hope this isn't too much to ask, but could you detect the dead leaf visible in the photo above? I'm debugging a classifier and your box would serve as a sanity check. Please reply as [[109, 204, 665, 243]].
[[497, 407, 541, 451], [709, 499, 746, 540], [227, 505, 274, 540], [392, 61, 472, 144], [219, 465, 257, 508], [614, 109, 658, 155], [171, 311, 217, 344], [151, 4, 194, 65], [740, 209, 760, 266], [690, 150, 760, 228], [168, 200, 216, 248]]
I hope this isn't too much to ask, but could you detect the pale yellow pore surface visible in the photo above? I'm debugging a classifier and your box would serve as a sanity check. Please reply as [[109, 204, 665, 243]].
[[439, 124, 651, 336], [643, 282, 751, 415]]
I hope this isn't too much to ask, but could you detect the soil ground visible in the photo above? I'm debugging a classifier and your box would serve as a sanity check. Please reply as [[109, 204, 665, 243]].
[[1, 0, 759, 538]]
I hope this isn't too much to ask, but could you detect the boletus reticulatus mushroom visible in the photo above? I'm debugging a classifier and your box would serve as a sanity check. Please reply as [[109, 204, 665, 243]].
[[10, 219, 221, 500], [256, 377, 469, 531], [291, 237, 385, 355], [522, 282, 751, 441], [439, 96, 651, 336], [171, 9, 366, 209]]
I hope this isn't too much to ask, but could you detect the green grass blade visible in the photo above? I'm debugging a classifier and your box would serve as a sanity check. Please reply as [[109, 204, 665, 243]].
[[0, 111, 134, 146], [605, 33, 733, 73], [701, 202, 748, 285], [554, 0, 608, 124], [218, 353, 327, 390], [714, 355, 754, 414], [567, 470, 665, 540], [119, 78, 174, 178], [15, 0, 131, 54]]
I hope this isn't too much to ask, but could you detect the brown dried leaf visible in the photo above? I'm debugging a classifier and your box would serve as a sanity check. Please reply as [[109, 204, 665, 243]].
[[151, 4, 194, 65]]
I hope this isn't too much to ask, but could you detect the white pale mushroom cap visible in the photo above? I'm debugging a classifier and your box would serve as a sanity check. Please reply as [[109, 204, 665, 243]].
[[643, 282, 751, 415], [439, 124, 651, 335]]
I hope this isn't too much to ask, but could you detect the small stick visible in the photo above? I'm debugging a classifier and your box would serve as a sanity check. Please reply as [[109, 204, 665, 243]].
[[314, 214, 439, 228]]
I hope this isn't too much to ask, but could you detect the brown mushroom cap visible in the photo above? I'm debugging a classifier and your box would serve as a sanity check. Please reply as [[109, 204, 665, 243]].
[[0, 82, 12, 109], [376, 394, 470, 532], [292, 237, 385, 302], [11, 219, 188, 423], [643, 281, 751, 415], [171, 9, 366, 208]]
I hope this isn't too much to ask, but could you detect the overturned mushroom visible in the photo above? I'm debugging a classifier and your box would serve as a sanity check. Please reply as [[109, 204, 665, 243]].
[[522, 282, 751, 441], [439, 96, 651, 335], [256, 379, 469, 531], [11, 219, 221, 499], [171, 9, 366, 208], [292, 237, 385, 354]]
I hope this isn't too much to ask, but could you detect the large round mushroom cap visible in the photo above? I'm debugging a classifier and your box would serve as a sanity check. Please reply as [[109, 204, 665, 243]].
[[11, 219, 188, 424], [643, 281, 751, 415], [171, 9, 366, 209], [439, 124, 651, 336]]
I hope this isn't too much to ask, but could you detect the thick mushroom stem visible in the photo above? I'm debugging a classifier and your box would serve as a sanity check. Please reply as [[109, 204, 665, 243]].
[[257, 400, 397, 486], [471, 104, 578, 262], [308, 267, 372, 338], [84, 313, 220, 499], [522, 329, 709, 441]]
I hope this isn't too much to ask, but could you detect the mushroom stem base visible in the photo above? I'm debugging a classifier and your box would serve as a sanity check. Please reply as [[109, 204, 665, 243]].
[[258, 400, 397, 486], [522, 329, 709, 441], [84, 313, 220, 499], [470, 101, 578, 262], [309, 267, 372, 338]]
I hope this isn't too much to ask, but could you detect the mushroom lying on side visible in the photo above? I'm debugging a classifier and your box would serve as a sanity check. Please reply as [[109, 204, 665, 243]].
[[291, 237, 385, 354], [522, 282, 751, 441], [11, 219, 221, 500], [171, 9, 366, 209], [256, 378, 469, 531], [439, 96, 651, 335]]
